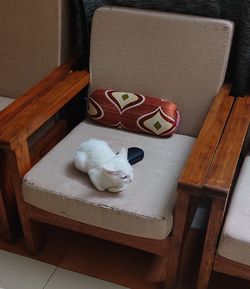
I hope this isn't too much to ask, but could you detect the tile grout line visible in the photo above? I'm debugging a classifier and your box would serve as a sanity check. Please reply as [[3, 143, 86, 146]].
[[42, 266, 58, 289]]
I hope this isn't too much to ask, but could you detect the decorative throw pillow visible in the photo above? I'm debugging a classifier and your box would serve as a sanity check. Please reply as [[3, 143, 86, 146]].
[[88, 89, 180, 137]]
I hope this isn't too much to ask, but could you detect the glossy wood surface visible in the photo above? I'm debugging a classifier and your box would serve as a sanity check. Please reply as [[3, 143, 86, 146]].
[[0, 57, 78, 129], [214, 255, 250, 281], [197, 95, 250, 289], [179, 84, 234, 191], [0, 58, 88, 243], [0, 70, 89, 147], [204, 96, 250, 197]]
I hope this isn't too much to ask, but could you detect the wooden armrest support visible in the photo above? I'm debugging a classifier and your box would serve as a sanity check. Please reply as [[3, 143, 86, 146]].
[[178, 83, 234, 193], [204, 95, 250, 198], [0, 69, 89, 148], [0, 56, 78, 128]]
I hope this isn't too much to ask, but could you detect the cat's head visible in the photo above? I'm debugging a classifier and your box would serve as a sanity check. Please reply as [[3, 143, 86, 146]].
[[103, 148, 133, 185]]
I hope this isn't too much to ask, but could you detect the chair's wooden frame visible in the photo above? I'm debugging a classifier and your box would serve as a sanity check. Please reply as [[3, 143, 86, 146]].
[[197, 95, 250, 289], [0, 55, 235, 288], [0, 58, 81, 242]]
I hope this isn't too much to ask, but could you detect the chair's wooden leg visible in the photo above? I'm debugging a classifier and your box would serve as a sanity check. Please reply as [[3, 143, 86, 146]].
[[196, 198, 225, 289], [9, 141, 44, 254], [163, 189, 192, 289], [147, 253, 169, 284], [0, 191, 18, 243], [20, 216, 44, 254], [0, 149, 21, 243], [0, 202, 21, 243]]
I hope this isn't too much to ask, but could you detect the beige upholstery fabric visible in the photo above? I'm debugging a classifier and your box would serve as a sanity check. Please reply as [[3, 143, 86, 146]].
[[23, 122, 195, 239], [0, 0, 70, 99], [218, 154, 250, 266], [0, 96, 14, 111], [90, 6, 234, 137]]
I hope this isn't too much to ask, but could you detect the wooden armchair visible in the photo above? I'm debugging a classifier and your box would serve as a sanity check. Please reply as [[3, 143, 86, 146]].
[[0, 6, 235, 289], [0, 0, 71, 242], [197, 95, 250, 289]]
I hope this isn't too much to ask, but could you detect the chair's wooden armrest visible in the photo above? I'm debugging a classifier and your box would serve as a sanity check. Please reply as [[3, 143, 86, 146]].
[[204, 96, 250, 198], [0, 57, 78, 128], [178, 84, 234, 193], [0, 67, 89, 148]]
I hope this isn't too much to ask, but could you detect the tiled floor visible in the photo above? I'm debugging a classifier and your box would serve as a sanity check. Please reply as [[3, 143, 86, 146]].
[[45, 268, 127, 289], [0, 250, 127, 289], [0, 225, 249, 289], [0, 249, 55, 289]]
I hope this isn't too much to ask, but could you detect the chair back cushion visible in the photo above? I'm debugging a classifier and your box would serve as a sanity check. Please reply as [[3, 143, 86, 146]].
[[89, 6, 234, 137], [0, 0, 70, 99]]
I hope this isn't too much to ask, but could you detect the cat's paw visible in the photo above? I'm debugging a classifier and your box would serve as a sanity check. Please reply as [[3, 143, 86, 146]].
[[94, 184, 105, 191], [108, 186, 125, 193]]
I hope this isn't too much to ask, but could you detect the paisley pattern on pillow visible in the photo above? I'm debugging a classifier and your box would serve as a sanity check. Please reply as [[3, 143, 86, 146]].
[[88, 89, 180, 137]]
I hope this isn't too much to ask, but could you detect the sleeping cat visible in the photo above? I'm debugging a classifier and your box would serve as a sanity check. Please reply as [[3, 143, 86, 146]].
[[74, 139, 133, 193]]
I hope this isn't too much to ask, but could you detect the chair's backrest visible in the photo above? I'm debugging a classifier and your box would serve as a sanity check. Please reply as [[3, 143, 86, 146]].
[[0, 0, 70, 99], [89, 6, 234, 137]]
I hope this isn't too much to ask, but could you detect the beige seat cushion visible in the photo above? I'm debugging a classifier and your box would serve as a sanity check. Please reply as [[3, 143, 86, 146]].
[[218, 154, 250, 266], [23, 122, 195, 240], [0, 96, 14, 111]]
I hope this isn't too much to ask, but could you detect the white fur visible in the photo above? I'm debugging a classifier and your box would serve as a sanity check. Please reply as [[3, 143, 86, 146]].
[[74, 139, 133, 192]]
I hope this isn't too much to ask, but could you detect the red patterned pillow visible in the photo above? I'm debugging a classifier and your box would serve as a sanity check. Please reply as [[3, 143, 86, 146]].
[[87, 89, 180, 137]]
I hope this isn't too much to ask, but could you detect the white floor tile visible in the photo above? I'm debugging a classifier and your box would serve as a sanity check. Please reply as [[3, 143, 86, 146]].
[[0, 250, 56, 289], [44, 268, 128, 289]]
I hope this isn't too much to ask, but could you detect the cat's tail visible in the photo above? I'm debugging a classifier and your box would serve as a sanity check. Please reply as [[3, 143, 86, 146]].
[[74, 151, 88, 173]]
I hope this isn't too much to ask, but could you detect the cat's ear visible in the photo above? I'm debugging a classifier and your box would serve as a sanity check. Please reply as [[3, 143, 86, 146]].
[[119, 147, 127, 159], [103, 163, 117, 175]]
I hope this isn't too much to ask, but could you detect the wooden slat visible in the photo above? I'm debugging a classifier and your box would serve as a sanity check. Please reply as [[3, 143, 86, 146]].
[[197, 96, 250, 288], [164, 189, 192, 289], [214, 255, 250, 281], [204, 96, 250, 198], [0, 70, 89, 146], [179, 84, 234, 191], [26, 203, 169, 255]]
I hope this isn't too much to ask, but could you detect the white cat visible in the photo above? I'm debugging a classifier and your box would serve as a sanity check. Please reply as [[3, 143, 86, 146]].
[[74, 139, 133, 193]]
